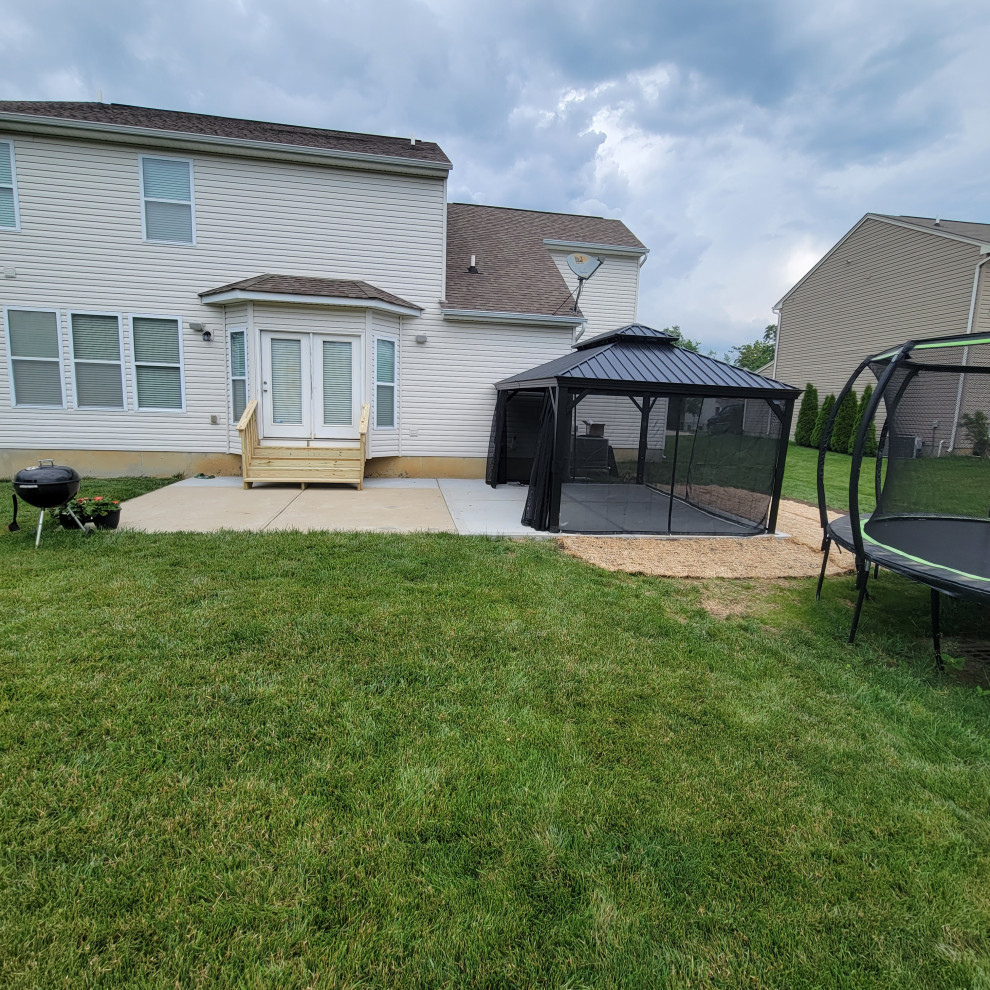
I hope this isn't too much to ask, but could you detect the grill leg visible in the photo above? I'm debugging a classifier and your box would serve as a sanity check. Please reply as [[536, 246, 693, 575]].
[[931, 588, 944, 673], [816, 536, 832, 601], [35, 508, 44, 548]]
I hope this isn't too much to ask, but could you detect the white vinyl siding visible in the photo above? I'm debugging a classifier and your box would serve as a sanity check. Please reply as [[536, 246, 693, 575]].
[[131, 316, 184, 410], [374, 336, 397, 429], [229, 329, 247, 422], [140, 156, 194, 244], [0, 141, 19, 230], [5, 308, 63, 406], [70, 312, 125, 408]]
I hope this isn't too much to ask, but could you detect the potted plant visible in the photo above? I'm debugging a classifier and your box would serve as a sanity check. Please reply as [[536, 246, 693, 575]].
[[54, 496, 122, 530]]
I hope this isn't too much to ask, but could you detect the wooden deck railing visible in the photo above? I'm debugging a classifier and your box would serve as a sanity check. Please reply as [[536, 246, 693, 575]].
[[237, 399, 259, 489], [358, 403, 370, 491]]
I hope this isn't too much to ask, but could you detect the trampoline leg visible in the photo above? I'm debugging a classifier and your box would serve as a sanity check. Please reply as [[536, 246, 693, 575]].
[[873, 562, 880, 580], [848, 568, 868, 645], [931, 588, 945, 673], [816, 537, 832, 601]]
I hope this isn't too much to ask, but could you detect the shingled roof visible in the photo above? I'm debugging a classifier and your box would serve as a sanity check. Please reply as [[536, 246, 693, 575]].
[[444, 204, 646, 319], [199, 275, 420, 312], [0, 102, 451, 167], [881, 215, 990, 244]]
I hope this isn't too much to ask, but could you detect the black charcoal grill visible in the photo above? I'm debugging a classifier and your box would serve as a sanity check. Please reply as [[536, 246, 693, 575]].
[[8, 460, 83, 546]]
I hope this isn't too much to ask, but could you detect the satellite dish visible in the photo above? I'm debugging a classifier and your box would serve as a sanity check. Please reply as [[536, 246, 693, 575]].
[[567, 253, 602, 279]]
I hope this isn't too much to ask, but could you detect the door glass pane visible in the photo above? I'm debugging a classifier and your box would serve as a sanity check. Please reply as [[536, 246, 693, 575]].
[[271, 338, 303, 424], [322, 340, 352, 426]]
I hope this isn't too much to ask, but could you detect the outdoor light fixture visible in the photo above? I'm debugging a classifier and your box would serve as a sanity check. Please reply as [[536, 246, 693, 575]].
[[188, 321, 212, 341], [415, 334, 428, 344]]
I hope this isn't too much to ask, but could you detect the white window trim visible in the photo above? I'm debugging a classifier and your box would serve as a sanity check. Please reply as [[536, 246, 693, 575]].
[[4, 305, 65, 408], [227, 326, 248, 424], [0, 140, 21, 232], [373, 332, 398, 430], [68, 310, 126, 411], [129, 313, 186, 412], [138, 154, 196, 245]]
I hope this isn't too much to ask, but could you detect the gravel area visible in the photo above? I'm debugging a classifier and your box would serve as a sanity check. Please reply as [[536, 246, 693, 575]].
[[558, 500, 855, 579]]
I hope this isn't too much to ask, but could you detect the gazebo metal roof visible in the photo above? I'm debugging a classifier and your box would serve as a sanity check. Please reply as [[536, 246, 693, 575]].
[[495, 324, 799, 399]]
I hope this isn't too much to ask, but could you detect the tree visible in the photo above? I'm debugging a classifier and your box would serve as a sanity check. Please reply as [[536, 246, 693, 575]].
[[793, 383, 819, 447], [663, 325, 705, 353], [728, 323, 777, 372], [810, 393, 836, 450], [847, 384, 878, 456], [829, 390, 859, 453], [959, 410, 990, 457]]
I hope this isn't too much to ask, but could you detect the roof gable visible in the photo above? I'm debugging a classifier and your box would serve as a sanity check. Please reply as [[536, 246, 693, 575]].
[[775, 213, 990, 311], [444, 203, 645, 319]]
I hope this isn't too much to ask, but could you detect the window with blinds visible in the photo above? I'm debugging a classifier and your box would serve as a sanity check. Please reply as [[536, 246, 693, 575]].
[[0, 141, 19, 230], [6, 309, 63, 406], [70, 313, 124, 408], [230, 330, 247, 422], [140, 157, 194, 243], [132, 317, 183, 409], [322, 340, 353, 426], [375, 337, 396, 429]]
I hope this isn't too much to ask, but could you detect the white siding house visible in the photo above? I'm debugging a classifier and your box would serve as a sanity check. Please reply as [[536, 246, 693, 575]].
[[0, 103, 647, 479]]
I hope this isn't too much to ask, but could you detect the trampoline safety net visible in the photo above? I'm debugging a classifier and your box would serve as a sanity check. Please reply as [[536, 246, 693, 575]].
[[555, 391, 783, 535], [872, 341, 990, 522]]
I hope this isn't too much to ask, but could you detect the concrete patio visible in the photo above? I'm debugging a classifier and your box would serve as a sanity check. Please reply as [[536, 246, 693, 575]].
[[120, 477, 540, 536]]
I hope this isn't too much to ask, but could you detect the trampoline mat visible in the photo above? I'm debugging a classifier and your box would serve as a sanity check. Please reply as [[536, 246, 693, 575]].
[[829, 514, 990, 601], [558, 483, 761, 536]]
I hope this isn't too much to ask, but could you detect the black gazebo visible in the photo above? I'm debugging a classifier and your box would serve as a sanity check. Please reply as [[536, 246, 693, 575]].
[[486, 324, 800, 534]]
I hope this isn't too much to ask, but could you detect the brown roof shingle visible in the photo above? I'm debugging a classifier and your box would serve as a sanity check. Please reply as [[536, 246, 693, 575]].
[[0, 102, 451, 167], [884, 215, 990, 243], [200, 274, 420, 311], [444, 203, 646, 318]]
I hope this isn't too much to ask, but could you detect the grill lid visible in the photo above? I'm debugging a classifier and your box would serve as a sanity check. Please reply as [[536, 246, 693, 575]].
[[13, 460, 81, 488]]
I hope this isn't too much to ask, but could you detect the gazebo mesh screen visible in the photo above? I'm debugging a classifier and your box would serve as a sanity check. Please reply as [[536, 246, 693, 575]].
[[556, 391, 783, 534], [870, 340, 990, 522]]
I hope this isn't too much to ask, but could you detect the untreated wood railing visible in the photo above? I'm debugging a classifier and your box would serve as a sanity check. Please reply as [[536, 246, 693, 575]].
[[358, 403, 370, 491], [236, 399, 259, 489]]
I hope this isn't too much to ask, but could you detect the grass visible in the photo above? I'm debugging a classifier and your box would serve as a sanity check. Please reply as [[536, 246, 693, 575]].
[[781, 442, 877, 512], [2, 505, 990, 987]]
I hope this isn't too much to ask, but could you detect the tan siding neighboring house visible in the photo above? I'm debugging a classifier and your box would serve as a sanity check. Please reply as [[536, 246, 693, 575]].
[[774, 215, 990, 434]]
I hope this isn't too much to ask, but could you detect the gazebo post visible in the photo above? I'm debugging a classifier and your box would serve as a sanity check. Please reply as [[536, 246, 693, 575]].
[[767, 398, 794, 534], [548, 385, 571, 532], [635, 395, 654, 485]]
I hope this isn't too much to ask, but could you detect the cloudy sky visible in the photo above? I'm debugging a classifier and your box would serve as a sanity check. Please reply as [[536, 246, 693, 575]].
[[3, 0, 989, 355]]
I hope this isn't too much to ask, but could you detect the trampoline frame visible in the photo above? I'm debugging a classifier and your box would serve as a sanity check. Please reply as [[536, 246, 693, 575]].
[[815, 331, 990, 667]]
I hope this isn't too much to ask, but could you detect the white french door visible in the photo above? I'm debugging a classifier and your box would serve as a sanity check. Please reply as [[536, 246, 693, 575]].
[[260, 331, 361, 440]]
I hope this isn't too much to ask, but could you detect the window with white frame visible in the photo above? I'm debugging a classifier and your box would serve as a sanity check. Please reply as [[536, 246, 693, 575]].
[[374, 337, 397, 429], [70, 313, 124, 408], [6, 309, 63, 406], [132, 316, 183, 409], [0, 141, 19, 230], [229, 329, 247, 421], [140, 156, 194, 243]]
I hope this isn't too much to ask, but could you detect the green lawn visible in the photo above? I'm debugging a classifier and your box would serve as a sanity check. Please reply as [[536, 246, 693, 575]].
[[780, 442, 878, 512], [2, 497, 989, 987]]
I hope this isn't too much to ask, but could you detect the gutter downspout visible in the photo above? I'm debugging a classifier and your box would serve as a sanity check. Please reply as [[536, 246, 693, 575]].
[[949, 249, 990, 450]]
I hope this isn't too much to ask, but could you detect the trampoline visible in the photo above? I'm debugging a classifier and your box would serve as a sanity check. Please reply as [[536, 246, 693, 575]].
[[816, 331, 990, 666]]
